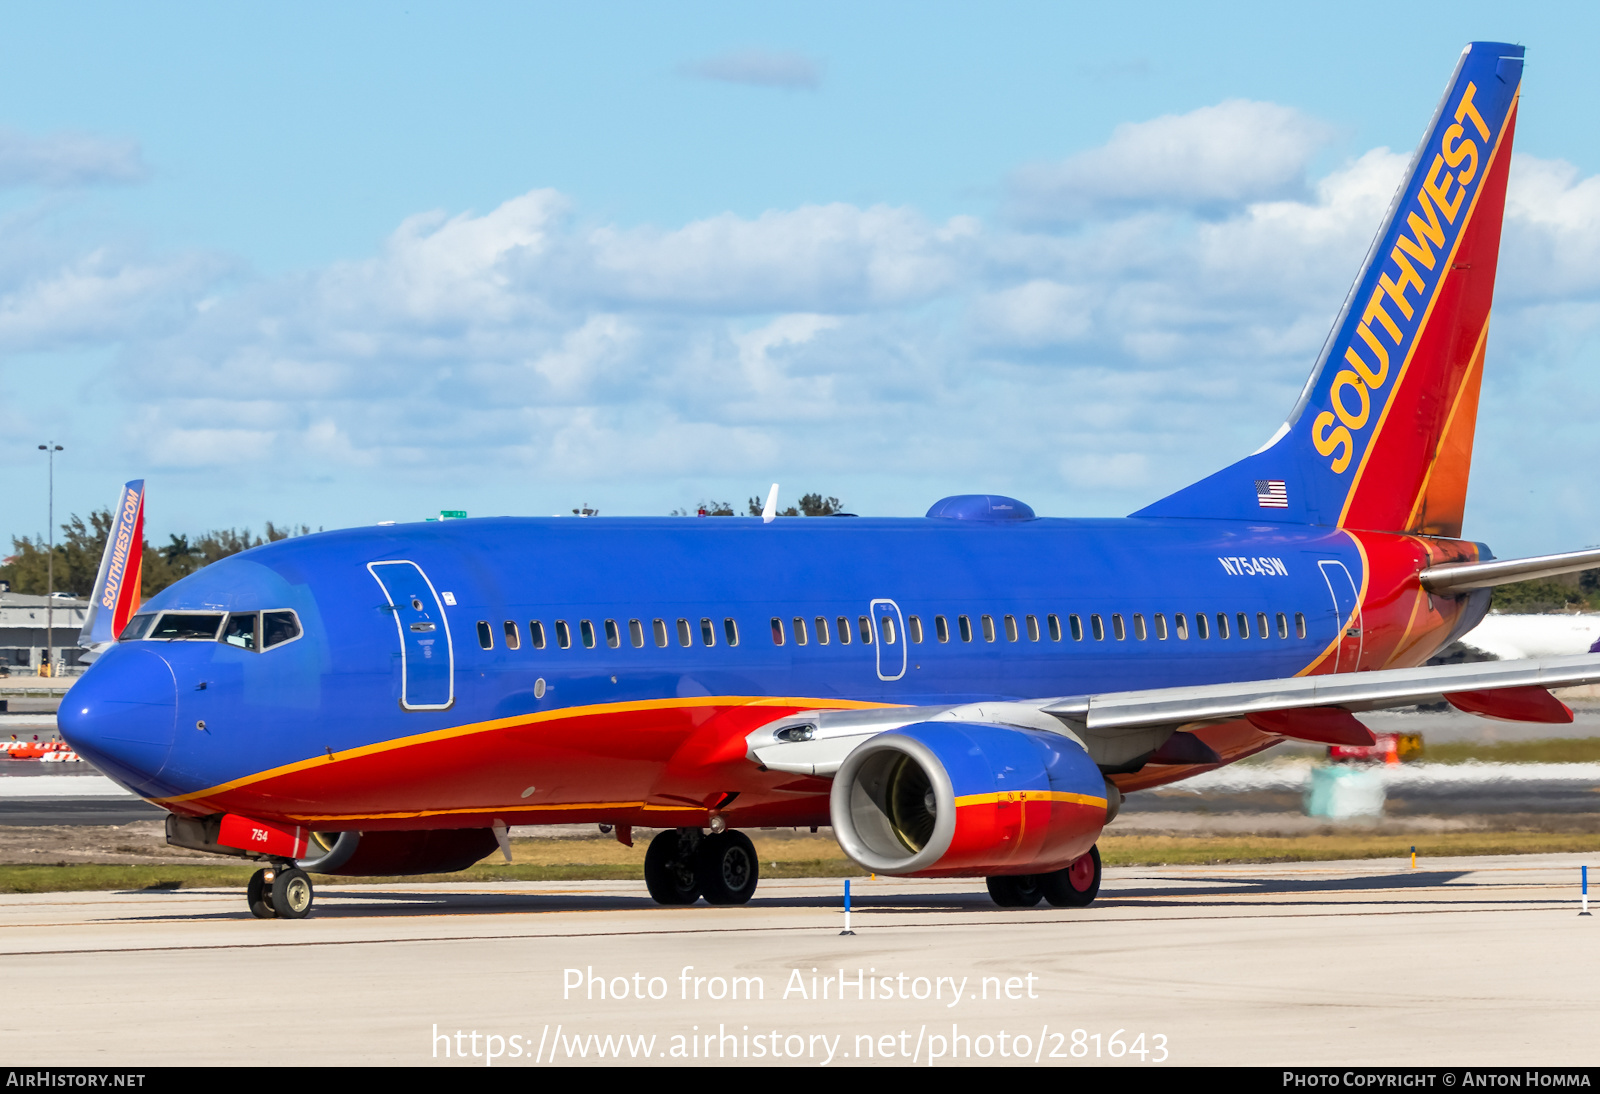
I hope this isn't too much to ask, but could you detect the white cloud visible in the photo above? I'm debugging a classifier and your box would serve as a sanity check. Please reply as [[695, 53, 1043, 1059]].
[[681, 49, 821, 90], [1009, 100, 1334, 224], [0, 129, 145, 188], [15, 96, 1600, 556]]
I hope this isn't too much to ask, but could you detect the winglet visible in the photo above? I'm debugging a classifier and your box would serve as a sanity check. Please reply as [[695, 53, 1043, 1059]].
[[77, 480, 146, 654]]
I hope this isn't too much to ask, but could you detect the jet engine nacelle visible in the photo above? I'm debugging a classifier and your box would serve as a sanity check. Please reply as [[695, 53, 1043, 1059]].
[[830, 721, 1111, 877]]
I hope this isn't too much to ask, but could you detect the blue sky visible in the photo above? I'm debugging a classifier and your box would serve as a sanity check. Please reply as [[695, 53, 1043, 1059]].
[[5, 3, 1600, 560]]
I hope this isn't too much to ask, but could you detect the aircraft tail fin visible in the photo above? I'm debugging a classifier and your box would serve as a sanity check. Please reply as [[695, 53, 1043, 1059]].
[[1135, 42, 1524, 537], [78, 480, 146, 653]]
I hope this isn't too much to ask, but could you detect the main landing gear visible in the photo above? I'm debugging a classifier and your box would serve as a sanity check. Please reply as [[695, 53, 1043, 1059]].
[[644, 828, 760, 906], [986, 845, 1101, 909], [247, 864, 315, 919]]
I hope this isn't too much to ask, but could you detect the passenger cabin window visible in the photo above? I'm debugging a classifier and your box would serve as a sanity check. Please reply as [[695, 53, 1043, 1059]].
[[118, 614, 157, 641], [1174, 613, 1188, 640], [1276, 612, 1289, 639], [556, 620, 572, 649], [1295, 612, 1307, 639], [1133, 614, 1147, 641], [223, 613, 257, 650], [580, 620, 597, 649], [958, 615, 972, 642], [771, 618, 786, 646], [935, 615, 949, 643], [1091, 614, 1104, 641], [723, 618, 739, 646], [1025, 614, 1039, 642], [653, 619, 668, 647], [815, 616, 830, 645], [793, 617, 809, 645], [1257, 612, 1269, 639], [530, 620, 547, 649], [629, 619, 645, 648], [877, 614, 896, 645], [1216, 613, 1230, 639], [261, 611, 301, 649], [1047, 614, 1062, 642], [1067, 614, 1082, 641], [1112, 614, 1126, 641], [1003, 615, 1018, 642], [981, 615, 995, 642], [1236, 613, 1250, 639], [858, 616, 873, 644], [1196, 613, 1209, 640], [676, 618, 692, 647], [837, 616, 852, 645], [503, 621, 520, 649], [604, 619, 621, 649], [151, 613, 224, 641], [1155, 613, 1169, 640], [907, 616, 922, 644], [477, 621, 494, 650], [700, 618, 716, 647]]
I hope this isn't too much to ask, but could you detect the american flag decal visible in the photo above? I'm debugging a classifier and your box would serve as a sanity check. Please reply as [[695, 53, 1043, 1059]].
[[1255, 479, 1288, 508]]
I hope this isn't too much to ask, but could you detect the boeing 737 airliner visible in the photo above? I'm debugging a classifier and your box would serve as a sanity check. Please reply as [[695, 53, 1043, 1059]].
[[60, 42, 1600, 919]]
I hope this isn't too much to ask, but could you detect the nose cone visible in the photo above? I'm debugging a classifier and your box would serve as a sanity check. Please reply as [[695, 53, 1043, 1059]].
[[60, 646, 178, 797]]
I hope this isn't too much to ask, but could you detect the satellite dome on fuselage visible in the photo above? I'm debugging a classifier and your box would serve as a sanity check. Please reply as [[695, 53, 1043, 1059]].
[[924, 495, 1036, 521]]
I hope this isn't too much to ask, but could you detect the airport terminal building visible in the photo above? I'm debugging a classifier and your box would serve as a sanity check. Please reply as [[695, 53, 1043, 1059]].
[[0, 592, 88, 676]]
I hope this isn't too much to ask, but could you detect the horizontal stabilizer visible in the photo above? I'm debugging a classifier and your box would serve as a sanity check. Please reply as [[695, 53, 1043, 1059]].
[[1420, 546, 1600, 594]]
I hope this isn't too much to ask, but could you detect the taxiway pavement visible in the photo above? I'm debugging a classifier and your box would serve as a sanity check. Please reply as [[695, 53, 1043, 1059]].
[[0, 854, 1594, 1067]]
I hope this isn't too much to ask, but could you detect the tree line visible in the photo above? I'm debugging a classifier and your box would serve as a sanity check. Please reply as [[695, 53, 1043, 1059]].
[[4, 499, 1597, 614], [1, 509, 309, 599], [672, 493, 846, 518]]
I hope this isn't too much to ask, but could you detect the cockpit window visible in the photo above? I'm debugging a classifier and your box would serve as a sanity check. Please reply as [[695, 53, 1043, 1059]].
[[118, 614, 156, 641], [149, 613, 225, 640], [223, 613, 258, 650], [263, 611, 302, 649]]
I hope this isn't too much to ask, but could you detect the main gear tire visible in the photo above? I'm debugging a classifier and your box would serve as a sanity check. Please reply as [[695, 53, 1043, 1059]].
[[985, 874, 1044, 907], [695, 831, 759, 905], [644, 829, 702, 905], [1040, 845, 1101, 907]]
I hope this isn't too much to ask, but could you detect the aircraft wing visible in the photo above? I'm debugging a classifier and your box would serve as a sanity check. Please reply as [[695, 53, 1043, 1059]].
[[746, 653, 1600, 777]]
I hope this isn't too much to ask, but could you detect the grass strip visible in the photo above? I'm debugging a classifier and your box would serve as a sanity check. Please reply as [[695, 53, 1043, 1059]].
[[1417, 738, 1600, 764], [3, 832, 1599, 892]]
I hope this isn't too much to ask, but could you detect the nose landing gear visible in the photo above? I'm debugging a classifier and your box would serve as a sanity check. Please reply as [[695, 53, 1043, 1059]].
[[246, 865, 316, 919]]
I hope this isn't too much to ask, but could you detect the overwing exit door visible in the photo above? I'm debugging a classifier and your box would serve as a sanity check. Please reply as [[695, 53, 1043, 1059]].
[[368, 560, 455, 710], [871, 598, 907, 681]]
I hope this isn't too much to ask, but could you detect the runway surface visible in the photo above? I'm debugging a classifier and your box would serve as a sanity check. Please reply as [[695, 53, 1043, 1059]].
[[1, 855, 1595, 1066]]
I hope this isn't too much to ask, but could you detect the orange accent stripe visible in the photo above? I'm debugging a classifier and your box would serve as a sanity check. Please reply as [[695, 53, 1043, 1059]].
[[953, 791, 1106, 808], [151, 694, 896, 807], [1403, 316, 1490, 534], [1336, 91, 1519, 529]]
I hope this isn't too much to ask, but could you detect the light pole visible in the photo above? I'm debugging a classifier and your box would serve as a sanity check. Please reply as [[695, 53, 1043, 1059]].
[[38, 443, 62, 677]]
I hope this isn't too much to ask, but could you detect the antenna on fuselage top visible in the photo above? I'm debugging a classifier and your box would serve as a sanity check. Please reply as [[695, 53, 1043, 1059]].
[[762, 484, 779, 524]]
